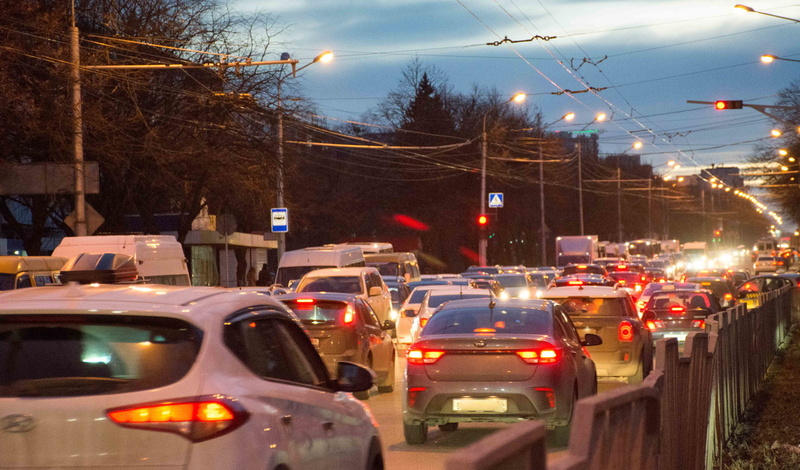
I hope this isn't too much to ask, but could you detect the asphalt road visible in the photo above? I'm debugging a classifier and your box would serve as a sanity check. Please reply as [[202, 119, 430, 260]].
[[365, 354, 627, 469]]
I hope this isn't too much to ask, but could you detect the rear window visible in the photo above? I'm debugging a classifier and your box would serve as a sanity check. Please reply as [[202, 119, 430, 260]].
[[0, 314, 202, 397], [423, 306, 552, 336], [283, 300, 349, 325], [296, 276, 362, 294], [366, 262, 399, 277], [647, 292, 712, 310], [427, 293, 490, 309], [547, 297, 625, 316], [562, 266, 604, 276]]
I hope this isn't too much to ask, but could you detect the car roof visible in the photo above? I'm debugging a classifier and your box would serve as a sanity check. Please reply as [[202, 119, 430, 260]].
[[302, 267, 377, 277], [0, 284, 290, 327], [649, 289, 712, 297], [425, 287, 492, 296], [437, 298, 554, 311], [541, 285, 627, 298], [686, 276, 730, 283], [276, 292, 360, 303]]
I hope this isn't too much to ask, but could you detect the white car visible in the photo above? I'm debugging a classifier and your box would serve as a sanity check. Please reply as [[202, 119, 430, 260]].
[[295, 267, 393, 324], [396, 284, 456, 346], [408, 287, 493, 343], [0, 284, 383, 469]]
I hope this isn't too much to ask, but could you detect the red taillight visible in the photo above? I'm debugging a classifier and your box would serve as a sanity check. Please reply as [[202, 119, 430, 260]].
[[567, 280, 584, 285], [617, 265, 627, 270], [295, 298, 316, 304], [636, 300, 645, 311], [724, 293, 733, 301], [534, 387, 557, 408], [618, 320, 634, 342], [692, 319, 705, 329], [407, 387, 427, 408], [646, 320, 664, 330], [107, 396, 249, 442], [474, 327, 496, 333], [516, 346, 560, 365], [343, 307, 355, 324], [669, 306, 685, 314], [419, 317, 429, 328], [407, 349, 445, 365]]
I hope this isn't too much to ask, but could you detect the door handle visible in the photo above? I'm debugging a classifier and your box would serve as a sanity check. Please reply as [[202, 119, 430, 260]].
[[281, 415, 292, 425], [322, 421, 335, 431]]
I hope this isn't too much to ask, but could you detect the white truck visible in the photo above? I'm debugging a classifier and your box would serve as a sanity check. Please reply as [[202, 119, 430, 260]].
[[555, 235, 599, 268], [682, 241, 708, 270]]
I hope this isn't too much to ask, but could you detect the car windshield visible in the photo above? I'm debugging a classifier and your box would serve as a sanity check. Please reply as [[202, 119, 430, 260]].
[[0, 314, 202, 398], [423, 306, 552, 336], [562, 266, 604, 276], [283, 299, 349, 325], [495, 275, 528, 288], [275, 265, 334, 287], [427, 293, 490, 309], [610, 272, 645, 283], [296, 276, 362, 294], [548, 297, 624, 316], [366, 262, 399, 277], [647, 292, 712, 310]]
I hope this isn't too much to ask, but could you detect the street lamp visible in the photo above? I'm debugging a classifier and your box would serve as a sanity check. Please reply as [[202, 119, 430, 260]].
[[734, 4, 800, 23], [761, 54, 800, 64], [576, 112, 606, 235], [275, 51, 333, 261], [479, 92, 526, 266]]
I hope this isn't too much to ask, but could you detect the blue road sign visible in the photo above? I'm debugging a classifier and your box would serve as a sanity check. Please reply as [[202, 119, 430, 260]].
[[488, 192, 504, 208], [271, 208, 288, 233]]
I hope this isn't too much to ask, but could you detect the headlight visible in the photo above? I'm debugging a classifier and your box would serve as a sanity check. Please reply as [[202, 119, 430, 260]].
[[519, 290, 531, 300], [499, 291, 509, 300]]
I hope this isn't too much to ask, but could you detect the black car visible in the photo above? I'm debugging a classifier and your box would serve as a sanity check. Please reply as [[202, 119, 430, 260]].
[[551, 273, 616, 288]]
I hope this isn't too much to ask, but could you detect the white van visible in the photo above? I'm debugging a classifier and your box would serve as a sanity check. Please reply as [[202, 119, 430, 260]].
[[51, 235, 190, 286], [275, 244, 365, 288]]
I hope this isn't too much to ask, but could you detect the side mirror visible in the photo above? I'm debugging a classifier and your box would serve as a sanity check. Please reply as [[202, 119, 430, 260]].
[[336, 361, 375, 393], [383, 320, 396, 330], [368, 286, 383, 297], [403, 309, 418, 318], [582, 333, 603, 347]]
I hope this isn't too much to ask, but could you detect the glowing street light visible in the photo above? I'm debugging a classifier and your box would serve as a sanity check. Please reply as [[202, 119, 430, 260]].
[[779, 149, 789, 156], [735, 4, 800, 22], [771, 129, 783, 137]]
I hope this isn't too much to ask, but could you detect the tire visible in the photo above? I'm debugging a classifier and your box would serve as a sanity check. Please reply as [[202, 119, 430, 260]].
[[550, 388, 577, 447], [366, 438, 384, 470], [403, 421, 427, 445], [354, 390, 370, 400], [627, 358, 645, 384], [377, 355, 395, 394], [438, 422, 458, 432]]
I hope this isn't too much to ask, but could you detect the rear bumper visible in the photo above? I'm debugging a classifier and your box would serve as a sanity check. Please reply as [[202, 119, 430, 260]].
[[590, 350, 640, 377]]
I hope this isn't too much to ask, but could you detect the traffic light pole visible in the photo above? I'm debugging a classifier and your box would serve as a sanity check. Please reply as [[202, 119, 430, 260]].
[[687, 100, 800, 126], [479, 115, 488, 266]]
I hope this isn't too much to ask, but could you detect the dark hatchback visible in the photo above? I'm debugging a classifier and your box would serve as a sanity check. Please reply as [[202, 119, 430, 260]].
[[642, 289, 722, 348], [277, 292, 396, 398]]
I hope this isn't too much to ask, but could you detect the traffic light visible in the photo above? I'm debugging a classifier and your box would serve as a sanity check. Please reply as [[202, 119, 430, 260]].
[[713, 229, 722, 243], [477, 214, 488, 226], [714, 100, 743, 110]]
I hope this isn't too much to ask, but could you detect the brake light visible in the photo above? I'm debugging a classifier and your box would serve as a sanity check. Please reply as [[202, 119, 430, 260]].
[[636, 300, 645, 311], [692, 319, 705, 329], [107, 396, 249, 442], [534, 387, 556, 408], [724, 293, 733, 301], [407, 387, 426, 408], [577, 265, 588, 269], [516, 345, 560, 364], [343, 307, 355, 324], [618, 321, 634, 342], [617, 265, 627, 270], [296, 298, 315, 304], [669, 306, 685, 314], [567, 280, 584, 285], [420, 317, 429, 328], [474, 328, 496, 333], [646, 320, 664, 330], [407, 349, 445, 365]]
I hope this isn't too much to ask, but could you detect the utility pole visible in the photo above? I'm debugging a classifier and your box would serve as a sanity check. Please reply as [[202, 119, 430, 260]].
[[577, 142, 584, 235], [276, 75, 286, 261], [70, 1, 87, 236], [539, 143, 547, 265], [647, 177, 653, 238], [617, 166, 623, 242], [479, 114, 488, 266]]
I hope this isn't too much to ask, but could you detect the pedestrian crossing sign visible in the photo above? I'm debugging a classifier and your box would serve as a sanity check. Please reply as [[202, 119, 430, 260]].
[[488, 192, 504, 208]]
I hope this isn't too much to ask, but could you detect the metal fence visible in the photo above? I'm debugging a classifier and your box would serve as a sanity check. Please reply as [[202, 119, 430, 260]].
[[445, 286, 795, 470]]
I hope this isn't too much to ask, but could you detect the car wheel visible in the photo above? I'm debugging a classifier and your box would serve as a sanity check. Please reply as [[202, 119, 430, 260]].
[[404, 421, 427, 445], [438, 422, 458, 432], [550, 388, 576, 447], [366, 438, 384, 470], [627, 358, 645, 384], [377, 354, 395, 393]]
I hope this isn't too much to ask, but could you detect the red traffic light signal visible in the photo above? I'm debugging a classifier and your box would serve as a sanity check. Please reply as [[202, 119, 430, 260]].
[[714, 100, 743, 110], [714, 230, 721, 237], [477, 214, 488, 226]]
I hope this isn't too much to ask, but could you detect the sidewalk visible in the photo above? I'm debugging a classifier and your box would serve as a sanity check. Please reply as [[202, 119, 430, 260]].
[[722, 324, 800, 469]]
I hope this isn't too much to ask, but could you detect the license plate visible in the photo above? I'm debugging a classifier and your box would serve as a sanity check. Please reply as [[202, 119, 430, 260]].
[[310, 338, 320, 347], [452, 397, 508, 413], [664, 333, 686, 342]]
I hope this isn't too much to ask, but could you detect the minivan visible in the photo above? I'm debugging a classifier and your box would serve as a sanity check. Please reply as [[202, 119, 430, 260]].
[[365, 252, 421, 282], [0, 256, 67, 290], [275, 244, 365, 288]]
